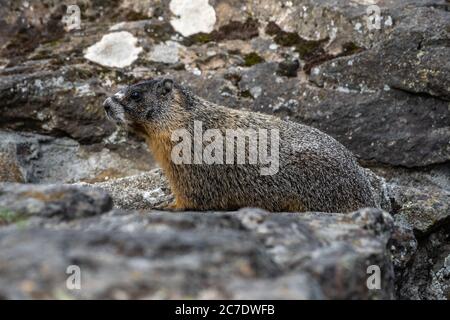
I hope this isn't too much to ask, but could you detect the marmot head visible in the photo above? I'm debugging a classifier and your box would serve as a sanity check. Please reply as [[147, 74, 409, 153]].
[[103, 78, 183, 129]]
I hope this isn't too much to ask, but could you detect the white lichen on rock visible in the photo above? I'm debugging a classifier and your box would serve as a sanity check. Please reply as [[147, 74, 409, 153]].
[[84, 31, 142, 68], [169, 0, 216, 37]]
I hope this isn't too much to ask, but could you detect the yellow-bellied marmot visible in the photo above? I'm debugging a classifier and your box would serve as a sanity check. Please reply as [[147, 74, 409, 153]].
[[103, 78, 377, 213]]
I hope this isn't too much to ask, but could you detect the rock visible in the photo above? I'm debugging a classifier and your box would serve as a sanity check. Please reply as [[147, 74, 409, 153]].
[[395, 224, 450, 300], [282, 85, 450, 167], [388, 214, 418, 271], [370, 164, 450, 237], [232, 63, 449, 167], [0, 207, 395, 299], [0, 65, 116, 144], [148, 41, 180, 64], [277, 59, 300, 78], [0, 131, 153, 183], [238, 62, 302, 113], [391, 185, 450, 236], [310, 7, 450, 101], [0, 0, 449, 300], [370, 164, 450, 191], [364, 168, 392, 212], [81, 169, 173, 210], [0, 183, 112, 222]]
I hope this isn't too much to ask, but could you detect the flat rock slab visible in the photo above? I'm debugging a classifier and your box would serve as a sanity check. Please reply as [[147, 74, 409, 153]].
[[0, 207, 395, 299], [0, 183, 112, 222], [80, 169, 173, 210]]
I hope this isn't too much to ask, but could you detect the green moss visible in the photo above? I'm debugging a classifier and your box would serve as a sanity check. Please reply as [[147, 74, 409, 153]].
[[240, 90, 252, 98], [194, 33, 214, 44], [341, 42, 364, 55], [273, 31, 300, 47], [125, 10, 150, 21], [0, 208, 27, 226], [183, 33, 214, 46], [44, 38, 64, 47], [183, 18, 259, 46], [146, 22, 175, 43], [295, 40, 325, 59], [265, 21, 327, 59], [243, 52, 265, 67]]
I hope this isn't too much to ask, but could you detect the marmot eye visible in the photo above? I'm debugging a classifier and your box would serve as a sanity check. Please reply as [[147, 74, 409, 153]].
[[130, 91, 142, 101]]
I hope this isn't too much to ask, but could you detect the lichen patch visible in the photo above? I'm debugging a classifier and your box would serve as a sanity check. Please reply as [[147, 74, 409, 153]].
[[170, 0, 216, 37], [84, 31, 143, 68]]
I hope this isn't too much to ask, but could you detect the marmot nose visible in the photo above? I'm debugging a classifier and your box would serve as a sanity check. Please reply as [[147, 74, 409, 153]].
[[103, 98, 111, 112]]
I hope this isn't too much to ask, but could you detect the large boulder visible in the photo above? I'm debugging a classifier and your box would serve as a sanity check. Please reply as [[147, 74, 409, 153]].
[[0, 183, 112, 222], [0, 206, 396, 299], [0, 130, 154, 184], [0, 0, 449, 300]]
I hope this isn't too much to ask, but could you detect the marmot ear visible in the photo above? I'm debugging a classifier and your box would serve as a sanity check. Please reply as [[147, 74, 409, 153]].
[[159, 78, 174, 95]]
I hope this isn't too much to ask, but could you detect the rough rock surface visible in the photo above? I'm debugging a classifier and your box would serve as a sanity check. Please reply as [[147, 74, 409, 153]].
[[0, 206, 395, 299], [0, 0, 449, 300], [78, 169, 173, 210], [0, 183, 112, 222], [0, 130, 154, 184]]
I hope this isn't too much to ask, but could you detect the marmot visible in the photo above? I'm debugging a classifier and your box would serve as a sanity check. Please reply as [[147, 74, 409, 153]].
[[103, 78, 377, 213]]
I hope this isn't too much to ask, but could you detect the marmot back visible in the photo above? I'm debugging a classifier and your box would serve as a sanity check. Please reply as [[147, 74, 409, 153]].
[[103, 78, 377, 213]]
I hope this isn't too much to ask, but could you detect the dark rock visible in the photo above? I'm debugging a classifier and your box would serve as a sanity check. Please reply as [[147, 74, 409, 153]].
[[265, 21, 329, 61], [310, 7, 450, 101], [277, 59, 300, 77], [0, 66, 116, 144], [232, 64, 449, 167], [391, 185, 450, 236], [0, 207, 396, 299], [184, 18, 260, 46], [396, 224, 450, 300], [0, 130, 154, 183], [0, 0, 449, 300], [287, 86, 450, 167], [389, 215, 418, 271], [238, 62, 301, 110]]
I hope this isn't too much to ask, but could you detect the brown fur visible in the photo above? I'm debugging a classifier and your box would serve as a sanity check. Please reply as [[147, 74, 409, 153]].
[[103, 78, 378, 213]]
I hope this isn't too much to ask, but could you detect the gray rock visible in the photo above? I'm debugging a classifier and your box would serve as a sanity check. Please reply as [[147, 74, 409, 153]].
[[391, 184, 450, 236], [0, 207, 395, 299], [0, 130, 153, 183], [396, 225, 450, 300], [286, 86, 450, 167], [0, 183, 112, 222], [0, 0, 449, 300], [310, 7, 450, 101], [80, 169, 173, 210], [0, 66, 115, 144]]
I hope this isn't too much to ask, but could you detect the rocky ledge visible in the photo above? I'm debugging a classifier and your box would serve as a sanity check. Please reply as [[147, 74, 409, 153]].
[[0, 167, 448, 299], [0, 0, 449, 299], [0, 179, 396, 299]]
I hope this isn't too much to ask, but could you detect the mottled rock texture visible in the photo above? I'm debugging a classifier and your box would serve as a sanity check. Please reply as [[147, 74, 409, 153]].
[[0, 0, 449, 299], [0, 206, 395, 299]]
